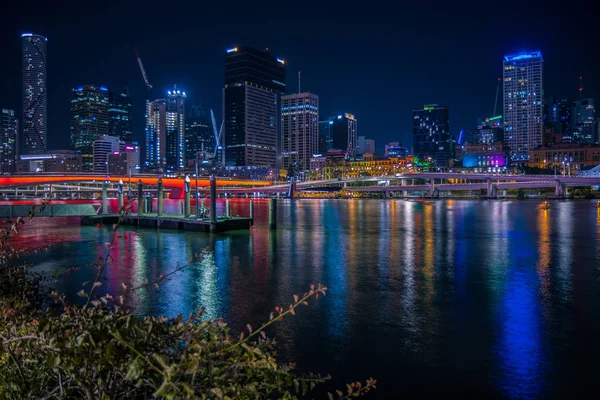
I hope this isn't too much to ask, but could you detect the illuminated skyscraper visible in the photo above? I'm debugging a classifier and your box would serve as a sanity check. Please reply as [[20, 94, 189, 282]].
[[503, 51, 544, 160], [70, 85, 109, 171], [21, 33, 47, 154], [281, 92, 319, 172], [223, 46, 286, 167], [331, 113, 358, 156], [146, 99, 166, 170], [165, 89, 186, 171], [185, 103, 212, 163], [571, 99, 596, 144], [413, 104, 452, 166], [93, 135, 122, 173], [318, 119, 333, 155], [108, 88, 133, 143], [0, 109, 18, 173]]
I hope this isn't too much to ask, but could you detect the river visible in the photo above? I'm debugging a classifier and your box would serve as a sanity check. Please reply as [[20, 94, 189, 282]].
[[12, 199, 600, 398]]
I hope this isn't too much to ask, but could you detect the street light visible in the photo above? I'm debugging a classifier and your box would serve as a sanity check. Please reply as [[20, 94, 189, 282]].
[[195, 159, 199, 217]]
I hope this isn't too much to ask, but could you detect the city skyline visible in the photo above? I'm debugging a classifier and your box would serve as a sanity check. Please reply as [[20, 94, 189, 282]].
[[0, 1, 598, 156]]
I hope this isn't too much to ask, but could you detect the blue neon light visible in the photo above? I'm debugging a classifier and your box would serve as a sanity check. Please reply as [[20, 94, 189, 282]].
[[504, 51, 543, 62], [226, 47, 237, 53], [21, 33, 33, 37], [77, 87, 83, 91], [99, 86, 108, 92], [458, 129, 464, 144]]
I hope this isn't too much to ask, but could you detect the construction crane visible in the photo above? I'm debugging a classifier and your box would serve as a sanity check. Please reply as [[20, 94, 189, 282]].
[[210, 109, 224, 162], [135, 48, 152, 90], [492, 77, 501, 116]]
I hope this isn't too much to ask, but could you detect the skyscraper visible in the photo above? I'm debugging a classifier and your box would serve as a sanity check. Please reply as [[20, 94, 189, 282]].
[[70, 85, 110, 171], [281, 92, 319, 172], [22, 33, 47, 155], [571, 99, 596, 143], [331, 113, 358, 156], [503, 51, 544, 160], [146, 99, 166, 170], [358, 136, 375, 155], [318, 119, 333, 155], [0, 109, 18, 173], [223, 46, 286, 167], [185, 103, 213, 164], [413, 104, 452, 166], [108, 88, 133, 143], [165, 89, 186, 171]]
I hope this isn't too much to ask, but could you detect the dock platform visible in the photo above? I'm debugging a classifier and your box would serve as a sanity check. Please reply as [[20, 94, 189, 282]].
[[81, 214, 254, 232]]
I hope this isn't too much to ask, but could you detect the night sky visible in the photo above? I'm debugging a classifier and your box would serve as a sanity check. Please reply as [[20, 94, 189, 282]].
[[0, 0, 597, 154]]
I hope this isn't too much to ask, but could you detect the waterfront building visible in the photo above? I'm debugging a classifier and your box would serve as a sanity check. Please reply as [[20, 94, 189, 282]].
[[462, 143, 506, 171], [281, 92, 319, 173], [528, 143, 600, 171], [413, 104, 452, 166], [223, 46, 286, 168], [17, 151, 82, 173], [185, 103, 212, 166], [344, 154, 413, 178], [318, 119, 333, 154], [331, 113, 358, 157], [165, 89, 186, 171], [93, 135, 121, 173], [22, 33, 48, 155], [70, 85, 110, 171], [0, 109, 18, 173], [503, 51, 544, 161], [108, 88, 133, 143]]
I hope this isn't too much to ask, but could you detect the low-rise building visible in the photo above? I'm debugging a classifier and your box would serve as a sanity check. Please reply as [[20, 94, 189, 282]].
[[18, 151, 82, 173], [528, 143, 600, 171], [462, 142, 506, 171]]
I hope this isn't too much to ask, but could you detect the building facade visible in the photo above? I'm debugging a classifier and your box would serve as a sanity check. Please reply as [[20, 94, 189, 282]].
[[22, 33, 48, 155], [107, 145, 140, 175], [1, 109, 18, 173], [165, 89, 186, 171], [185, 103, 213, 165], [70, 85, 110, 171], [108, 88, 133, 143], [528, 143, 600, 171], [469, 115, 504, 145], [462, 143, 506, 170], [384, 142, 408, 158], [223, 46, 286, 168], [503, 51, 544, 161], [93, 135, 121, 173], [331, 113, 358, 157], [281, 92, 319, 172], [413, 104, 452, 166], [17, 151, 82, 173]]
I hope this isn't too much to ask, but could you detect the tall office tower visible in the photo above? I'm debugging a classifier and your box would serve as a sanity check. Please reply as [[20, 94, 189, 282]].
[[70, 85, 110, 171], [22, 33, 48, 155], [281, 92, 319, 172], [503, 51, 544, 160], [558, 98, 572, 141], [165, 89, 186, 171], [185, 103, 213, 164], [331, 113, 358, 156], [223, 46, 286, 167], [0, 109, 18, 173], [146, 99, 166, 169], [108, 88, 133, 143], [318, 119, 333, 154], [413, 104, 452, 166], [93, 135, 121, 173], [571, 99, 596, 143]]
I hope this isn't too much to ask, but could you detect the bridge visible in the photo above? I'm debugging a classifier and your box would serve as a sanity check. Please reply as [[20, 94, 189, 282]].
[[1, 173, 599, 199]]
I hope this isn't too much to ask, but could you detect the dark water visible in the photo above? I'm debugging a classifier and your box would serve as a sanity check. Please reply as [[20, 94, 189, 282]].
[[14, 199, 600, 399]]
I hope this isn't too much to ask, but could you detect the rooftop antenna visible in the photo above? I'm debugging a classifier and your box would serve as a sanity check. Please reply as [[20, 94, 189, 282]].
[[579, 76, 583, 100], [298, 70, 301, 94], [493, 77, 501, 116]]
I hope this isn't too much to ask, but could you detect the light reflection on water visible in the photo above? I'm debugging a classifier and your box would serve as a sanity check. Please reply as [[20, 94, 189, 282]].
[[16, 199, 600, 398]]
